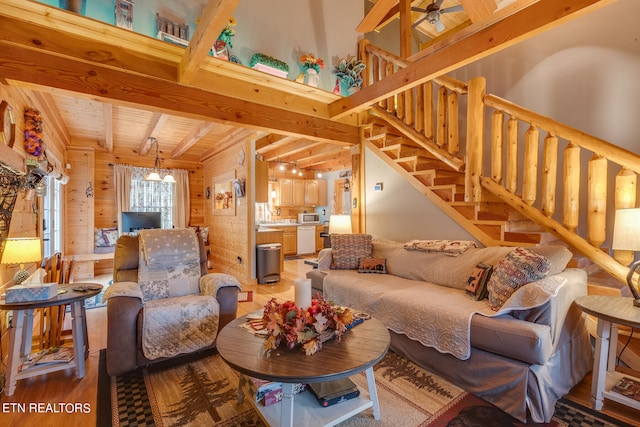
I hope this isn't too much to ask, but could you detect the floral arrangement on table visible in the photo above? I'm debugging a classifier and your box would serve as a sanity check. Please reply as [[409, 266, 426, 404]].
[[333, 57, 366, 95], [215, 16, 236, 51], [298, 53, 325, 73], [262, 295, 353, 356]]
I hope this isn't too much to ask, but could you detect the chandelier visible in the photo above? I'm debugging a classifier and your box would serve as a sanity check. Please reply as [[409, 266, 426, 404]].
[[144, 138, 175, 183]]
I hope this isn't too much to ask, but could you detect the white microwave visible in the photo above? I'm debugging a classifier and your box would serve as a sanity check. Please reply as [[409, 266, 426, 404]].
[[298, 213, 320, 224]]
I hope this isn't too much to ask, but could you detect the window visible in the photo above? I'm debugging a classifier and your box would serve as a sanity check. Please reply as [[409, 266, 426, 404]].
[[129, 172, 174, 229], [42, 177, 62, 257]]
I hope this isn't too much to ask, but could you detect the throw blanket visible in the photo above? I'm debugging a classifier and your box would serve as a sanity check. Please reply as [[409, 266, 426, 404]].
[[324, 271, 566, 360], [139, 228, 200, 267], [404, 240, 477, 256]]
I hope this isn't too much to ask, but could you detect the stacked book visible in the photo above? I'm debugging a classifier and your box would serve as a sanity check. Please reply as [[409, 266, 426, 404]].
[[245, 377, 305, 407]]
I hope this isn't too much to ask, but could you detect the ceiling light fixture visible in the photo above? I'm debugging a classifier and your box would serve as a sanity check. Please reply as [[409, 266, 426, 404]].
[[144, 138, 175, 183]]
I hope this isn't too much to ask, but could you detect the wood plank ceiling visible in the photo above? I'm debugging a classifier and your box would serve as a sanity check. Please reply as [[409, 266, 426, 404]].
[[0, 0, 613, 172]]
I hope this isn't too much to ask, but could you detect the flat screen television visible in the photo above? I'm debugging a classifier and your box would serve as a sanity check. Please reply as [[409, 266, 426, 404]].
[[121, 211, 162, 233]]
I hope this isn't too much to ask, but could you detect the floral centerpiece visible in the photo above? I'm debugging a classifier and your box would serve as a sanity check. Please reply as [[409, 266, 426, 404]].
[[214, 16, 236, 51], [262, 294, 353, 356], [298, 53, 325, 73]]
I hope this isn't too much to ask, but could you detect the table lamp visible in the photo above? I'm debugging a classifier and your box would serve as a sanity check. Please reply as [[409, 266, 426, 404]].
[[1, 237, 42, 285], [612, 208, 640, 307], [329, 215, 352, 234]]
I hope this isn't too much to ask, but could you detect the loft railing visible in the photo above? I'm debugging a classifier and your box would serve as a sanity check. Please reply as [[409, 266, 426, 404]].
[[358, 39, 640, 284]]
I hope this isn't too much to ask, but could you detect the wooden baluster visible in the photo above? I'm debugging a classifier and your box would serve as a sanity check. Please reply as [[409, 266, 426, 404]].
[[359, 39, 370, 89], [490, 110, 503, 184], [465, 77, 485, 203], [397, 88, 405, 121], [378, 58, 387, 109], [404, 87, 414, 127], [614, 168, 637, 265], [415, 84, 424, 133], [423, 81, 434, 142], [436, 86, 447, 149], [505, 116, 518, 193], [386, 63, 395, 114], [563, 143, 581, 232], [541, 133, 558, 217], [371, 55, 379, 85], [522, 125, 539, 206], [587, 154, 608, 247], [447, 91, 459, 155]]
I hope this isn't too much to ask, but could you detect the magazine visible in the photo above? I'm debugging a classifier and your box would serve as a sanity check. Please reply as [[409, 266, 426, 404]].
[[611, 376, 640, 402], [33, 347, 74, 365]]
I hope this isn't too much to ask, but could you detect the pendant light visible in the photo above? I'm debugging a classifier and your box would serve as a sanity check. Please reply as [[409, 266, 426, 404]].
[[144, 138, 174, 182]]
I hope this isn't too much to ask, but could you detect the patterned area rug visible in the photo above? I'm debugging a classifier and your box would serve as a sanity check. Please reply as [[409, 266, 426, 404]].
[[96, 349, 633, 427]]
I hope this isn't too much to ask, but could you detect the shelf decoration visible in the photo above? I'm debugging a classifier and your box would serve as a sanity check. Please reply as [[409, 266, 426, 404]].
[[214, 17, 236, 60], [333, 57, 366, 96], [249, 53, 289, 78], [23, 108, 44, 157], [261, 294, 354, 356], [298, 53, 325, 88]]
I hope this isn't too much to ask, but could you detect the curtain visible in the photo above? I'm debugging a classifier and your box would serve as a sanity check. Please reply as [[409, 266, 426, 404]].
[[114, 164, 132, 235], [173, 169, 190, 228]]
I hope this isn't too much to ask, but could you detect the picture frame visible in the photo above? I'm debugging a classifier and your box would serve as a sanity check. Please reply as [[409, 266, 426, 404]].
[[213, 171, 235, 216]]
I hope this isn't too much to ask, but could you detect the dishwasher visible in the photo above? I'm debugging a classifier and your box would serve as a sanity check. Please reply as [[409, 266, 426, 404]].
[[297, 225, 316, 255]]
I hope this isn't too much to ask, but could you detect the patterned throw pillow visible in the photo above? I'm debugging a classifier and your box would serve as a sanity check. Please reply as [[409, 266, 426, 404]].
[[331, 234, 372, 270], [465, 262, 493, 300], [487, 247, 551, 310], [358, 257, 387, 274], [95, 227, 118, 247]]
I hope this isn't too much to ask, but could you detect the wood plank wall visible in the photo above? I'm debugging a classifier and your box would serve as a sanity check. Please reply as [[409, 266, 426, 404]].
[[203, 139, 251, 285]]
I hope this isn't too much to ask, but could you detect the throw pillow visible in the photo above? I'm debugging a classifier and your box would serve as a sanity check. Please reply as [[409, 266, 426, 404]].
[[487, 247, 551, 310], [358, 257, 386, 274], [95, 227, 118, 247], [331, 234, 372, 270], [465, 262, 492, 300]]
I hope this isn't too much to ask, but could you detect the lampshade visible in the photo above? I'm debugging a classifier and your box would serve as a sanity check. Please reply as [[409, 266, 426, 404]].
[[612, 208, 640, 251], [1, 237, 42, 285], [143, 138, 174, 183], [612, 208, 640, 307], [162, 173, 175, 183], [329, 215, 352, 234]]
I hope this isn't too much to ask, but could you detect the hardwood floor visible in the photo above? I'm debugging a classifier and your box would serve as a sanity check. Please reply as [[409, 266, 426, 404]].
[[0, 259, 638, 426]]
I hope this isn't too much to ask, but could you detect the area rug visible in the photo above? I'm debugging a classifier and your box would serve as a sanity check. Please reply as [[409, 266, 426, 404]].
[[97, 349, 633, 427]]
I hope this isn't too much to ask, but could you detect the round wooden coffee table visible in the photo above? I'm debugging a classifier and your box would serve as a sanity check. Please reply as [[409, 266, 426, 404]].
[[216, 314, 390, 427]]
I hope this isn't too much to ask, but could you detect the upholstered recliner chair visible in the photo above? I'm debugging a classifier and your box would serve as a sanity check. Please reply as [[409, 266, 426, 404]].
[[104, 228, 240, 376]]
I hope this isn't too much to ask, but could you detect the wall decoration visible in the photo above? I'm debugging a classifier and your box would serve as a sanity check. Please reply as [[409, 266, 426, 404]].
[[213, 171, 235, 216], [333, 57, 366, 96], [115, 0, 134, 30], [213, 17, 236, 60], [233, 179, 245, 198], [0, 100, 15, 148], [249, 53, 289, 78], [298, 53, 325, 88], [23, 107, 44, 157]]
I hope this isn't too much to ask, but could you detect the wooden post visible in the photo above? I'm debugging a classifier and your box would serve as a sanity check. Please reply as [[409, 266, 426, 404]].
[[404, 88, 414, 127], [490, 110, 503, 184], [397, 90, 405, 121], [541, 134, 558, 217], [465, 77, 485, 203], [423, 81, 434, 141], [358, 39, 370, 88], [447, 91, 459, 155], [522, 125, 539, 206], [378, 58, 387, 109], [563, 143, 580, 232], [386, 63, 395, 113], [505, 116, 518, 193], [614, 168, 637, 265], [587, 154, 607, 247], [436, 86, 447, 149], [415, 84, 425, 133]]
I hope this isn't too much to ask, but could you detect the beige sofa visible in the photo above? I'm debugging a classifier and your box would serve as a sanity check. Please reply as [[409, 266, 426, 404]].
[[318, 236, 592, 423], [104, 230, 240, 376]]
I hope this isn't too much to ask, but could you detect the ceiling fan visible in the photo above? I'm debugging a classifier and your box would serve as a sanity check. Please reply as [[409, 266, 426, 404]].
[[411, 0, 464, 33]]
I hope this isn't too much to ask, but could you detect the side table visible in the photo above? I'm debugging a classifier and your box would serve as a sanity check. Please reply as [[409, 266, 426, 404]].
[[0, 283, 102, 396], [574, 295, 640, 411]]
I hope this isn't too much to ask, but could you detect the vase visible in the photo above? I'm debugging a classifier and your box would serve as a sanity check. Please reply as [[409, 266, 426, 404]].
[[305, 68, 319, 88], [338, 77, 353, 97], [60, 0, 86, 14], [214, 46, 229, 61]]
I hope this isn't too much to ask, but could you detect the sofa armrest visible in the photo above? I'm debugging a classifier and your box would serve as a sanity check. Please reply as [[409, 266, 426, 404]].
[[103, 281, 143, 302], [318, 248, 332, 271], [216, 286, 239, 331], [106, 295, 143, 376], [548, 269, 588, 347]]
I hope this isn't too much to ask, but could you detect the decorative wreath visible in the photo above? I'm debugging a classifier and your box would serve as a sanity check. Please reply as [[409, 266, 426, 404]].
[[24, 107, 44, 157]]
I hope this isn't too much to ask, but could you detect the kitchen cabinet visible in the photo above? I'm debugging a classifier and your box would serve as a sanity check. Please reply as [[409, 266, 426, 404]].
[[282, 226, 297, 256], [292, 179, 305, 206], [277, 178, 293, 206], [305, 179, 328, 206], [316, 225, 324, 253]]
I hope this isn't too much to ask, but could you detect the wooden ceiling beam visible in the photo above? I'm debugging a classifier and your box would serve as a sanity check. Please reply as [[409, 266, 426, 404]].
[[0, 43, 359, 145], [313, 151, 353, 172], [200, 128, 255, 161], [458, 0, 497, 23], [296, 146, 350, 169], [255, 134, 290, 152], [29, 91, 72, 147], [330, 0, 613, 119], [357, 0, 398, 33], [179, 0, 240, 84], [139, 113, 170, 155], [172, 121, 218, 159], [103, 103, 113, 153], [261, 140, 325, 162]]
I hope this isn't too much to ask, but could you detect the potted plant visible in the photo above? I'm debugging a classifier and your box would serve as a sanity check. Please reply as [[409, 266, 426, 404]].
[[214, 17, 236, 60], [298, 53, 325, 88], [333, 57, 366, 96]]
